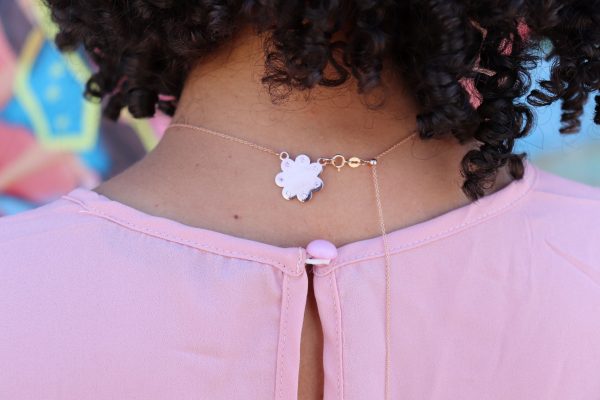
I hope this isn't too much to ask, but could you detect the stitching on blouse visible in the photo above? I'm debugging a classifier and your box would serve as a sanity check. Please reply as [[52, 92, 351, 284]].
[[277, 274, 291, 400], [314, 169, 538, 275], [329, 272, 343, 399], [62, 194, 86, 208], [80, 207, 291, 273], [62, 195, 299, 275], [296, 247, 303, 275]]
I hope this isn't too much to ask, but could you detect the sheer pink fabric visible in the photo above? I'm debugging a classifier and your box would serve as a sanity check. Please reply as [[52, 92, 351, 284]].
[[1, 160, 600, 399]]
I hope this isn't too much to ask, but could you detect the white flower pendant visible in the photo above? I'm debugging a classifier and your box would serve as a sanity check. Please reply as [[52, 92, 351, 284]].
[[275, 154, 323, 202]]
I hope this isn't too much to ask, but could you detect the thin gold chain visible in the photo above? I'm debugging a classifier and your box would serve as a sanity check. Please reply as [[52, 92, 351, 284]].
[[167, 121, 417, 400], [167, 122, 418, 161], [168, 123, 280, 157]]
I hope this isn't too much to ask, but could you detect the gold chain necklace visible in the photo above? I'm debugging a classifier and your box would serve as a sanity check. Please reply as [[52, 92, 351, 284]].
[[166, 122, 419, 400], [167, 122, 417, 203]]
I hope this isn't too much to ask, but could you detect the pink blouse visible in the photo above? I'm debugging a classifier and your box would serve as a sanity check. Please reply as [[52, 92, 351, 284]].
[[1, 159, 600, 399]]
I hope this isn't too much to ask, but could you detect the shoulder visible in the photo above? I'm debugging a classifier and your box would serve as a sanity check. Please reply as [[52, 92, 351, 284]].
[[518, 164, 600, 285], [524, 164, 600, 226], [0, 196, 93, 244], [0, 192, 124, 267], [0, 195, 106, 280], [530, 164, 600, 202]]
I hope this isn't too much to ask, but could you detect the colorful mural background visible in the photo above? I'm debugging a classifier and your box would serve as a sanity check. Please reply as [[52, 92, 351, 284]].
[[0, 0, 168, 215], [0, 0, 598, 216]]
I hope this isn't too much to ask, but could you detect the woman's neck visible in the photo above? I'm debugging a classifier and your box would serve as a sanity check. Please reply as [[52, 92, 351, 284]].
[[93, 26, 513, 248], [170, 25, 423, 159]]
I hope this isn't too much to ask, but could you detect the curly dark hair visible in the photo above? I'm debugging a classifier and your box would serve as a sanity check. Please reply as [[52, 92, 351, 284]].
[[43, 0, 600, 201]]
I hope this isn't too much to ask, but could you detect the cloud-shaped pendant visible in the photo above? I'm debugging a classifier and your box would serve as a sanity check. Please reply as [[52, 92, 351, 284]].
[[275, 154, 323, 202]]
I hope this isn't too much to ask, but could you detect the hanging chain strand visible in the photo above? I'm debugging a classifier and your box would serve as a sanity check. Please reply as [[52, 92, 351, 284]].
[[167, 121, 417, 400], [371, 164, 392, 400]]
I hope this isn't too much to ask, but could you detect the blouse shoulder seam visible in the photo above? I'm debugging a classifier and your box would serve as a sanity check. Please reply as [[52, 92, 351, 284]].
[[61, 195, 296, 275], [321, 164, 540, 271]]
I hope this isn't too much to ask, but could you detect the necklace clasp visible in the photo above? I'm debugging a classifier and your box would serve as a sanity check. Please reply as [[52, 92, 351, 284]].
[[318, 155, 376, 171], [318, 155, 345, 171], [331, 154, 346, 171]]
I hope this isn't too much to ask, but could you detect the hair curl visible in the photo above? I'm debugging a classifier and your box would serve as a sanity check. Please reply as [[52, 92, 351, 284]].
[[43, 0, 600, 201]]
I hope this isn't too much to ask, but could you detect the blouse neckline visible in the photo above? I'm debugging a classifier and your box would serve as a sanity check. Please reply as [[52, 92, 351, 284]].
[[62, 159, 539, 274]]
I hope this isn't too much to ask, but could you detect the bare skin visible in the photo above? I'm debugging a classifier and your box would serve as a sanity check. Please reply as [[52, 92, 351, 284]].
[[93, 24, 513, 400]]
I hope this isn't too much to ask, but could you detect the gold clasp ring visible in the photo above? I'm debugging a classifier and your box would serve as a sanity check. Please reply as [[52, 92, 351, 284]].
[[330, 154, 346, 171], [318, 154, 346, 171], [318, 155, 375, 171]]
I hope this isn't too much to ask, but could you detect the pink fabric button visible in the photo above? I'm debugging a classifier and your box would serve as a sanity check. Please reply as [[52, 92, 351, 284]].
[[306, 239, 338, 260]]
